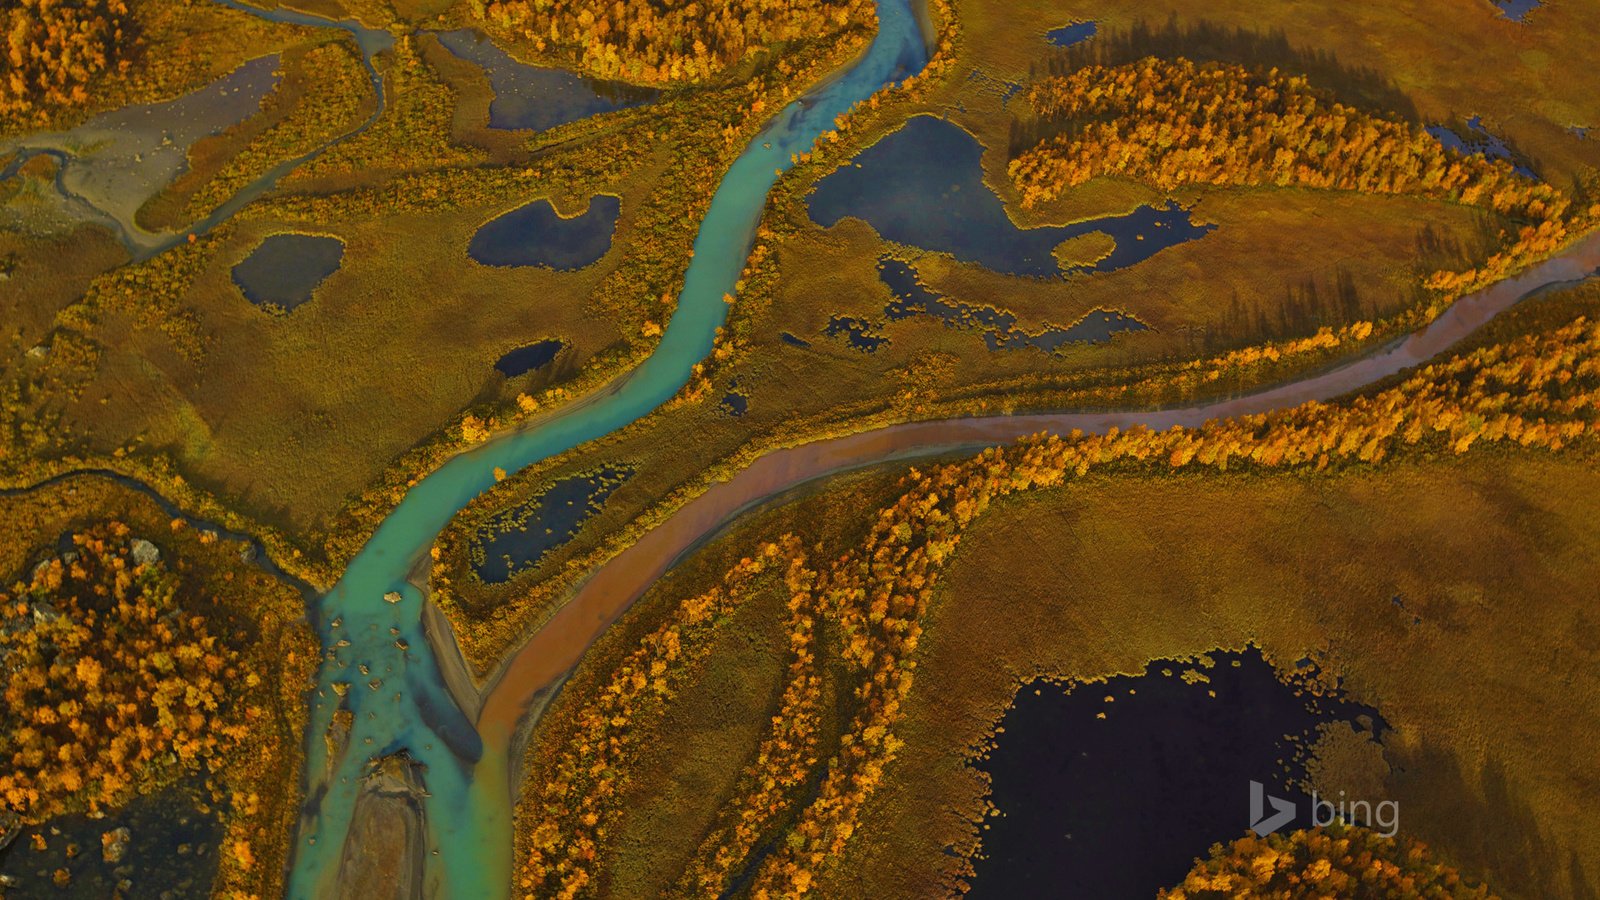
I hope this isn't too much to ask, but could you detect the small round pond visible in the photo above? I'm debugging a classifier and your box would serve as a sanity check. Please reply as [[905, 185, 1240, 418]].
[[469, 195, 619, 270], [495, 339, 564, 377], [231, 233, 344, 311]]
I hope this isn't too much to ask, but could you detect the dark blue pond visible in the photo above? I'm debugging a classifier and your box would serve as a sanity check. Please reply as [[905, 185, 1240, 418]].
[[1427, 116, 1537, 178], [469, 194, 619, 269], [0, 780, 225, 898], [720, 391, 748, 417], [231, 233, 344, 310], [780, 331, 813, 348], [808, 116, 1213, 277], [1494, 0, 1540, 21], [879, 257, 1146, 351], [472, 465, 631, 583], [495, 339, 564, 377], [969, 647, 1386, 899], [434, 30, 657, 132], [1046, 21, 1098, 46], [825, 315, 890, 353]]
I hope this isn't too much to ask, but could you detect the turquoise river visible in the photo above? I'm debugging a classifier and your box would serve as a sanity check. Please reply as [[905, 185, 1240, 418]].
[[284, 1, 931, 897]]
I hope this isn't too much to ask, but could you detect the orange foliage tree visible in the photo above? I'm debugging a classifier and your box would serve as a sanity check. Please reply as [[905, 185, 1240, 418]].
[[467, 0, 874, 83], [516, 548, 779, 897], [1160, 822, 1497, 899], [1, 0, 136, 123], [0, 522, 257, 823], [1009, 58, 1594, 299]]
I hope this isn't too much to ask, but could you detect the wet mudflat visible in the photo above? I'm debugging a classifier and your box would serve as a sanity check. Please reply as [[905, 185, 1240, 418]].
[[435, 30, 656, 132]]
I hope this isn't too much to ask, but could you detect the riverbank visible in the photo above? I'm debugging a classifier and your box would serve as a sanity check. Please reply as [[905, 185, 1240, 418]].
[[475, 225, 1600, 734], [491, 271, 1600, 895]]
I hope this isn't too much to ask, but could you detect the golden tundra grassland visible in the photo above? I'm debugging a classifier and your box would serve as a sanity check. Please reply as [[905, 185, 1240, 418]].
[[2, 0, 1599, 895], [521, 283, 1600, 899], [427, 0, 1600, 671], [2, 0, 880, 547], [1, 0, 1589, 594]]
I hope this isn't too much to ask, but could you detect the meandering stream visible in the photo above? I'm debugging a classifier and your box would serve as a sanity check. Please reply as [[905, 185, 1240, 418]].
[[0, 0, 391, 260], [475, 235, 1600, 747], [282, 1, 931, 896]]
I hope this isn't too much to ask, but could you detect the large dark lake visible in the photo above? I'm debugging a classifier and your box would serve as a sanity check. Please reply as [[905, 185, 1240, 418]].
[[969, 647, 1385, 899], [808, 115, 1212, 277]]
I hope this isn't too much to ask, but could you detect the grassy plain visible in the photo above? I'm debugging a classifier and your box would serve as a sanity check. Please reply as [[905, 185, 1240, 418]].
[[3, 0, 892, 558], [5, 0, 1599, 688], [511, 435, 1600, 899], [425, 0, 1541, 667], [828, 447, 1600, 900], [509, 279, 1600, 898], [59, 193, 636, 532]]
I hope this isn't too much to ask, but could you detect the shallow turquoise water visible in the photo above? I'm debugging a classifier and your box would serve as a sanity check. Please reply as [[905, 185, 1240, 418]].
[[284, 2, 930, 896]]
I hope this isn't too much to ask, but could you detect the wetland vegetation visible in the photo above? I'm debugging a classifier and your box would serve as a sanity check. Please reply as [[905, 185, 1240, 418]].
[[3, 0, 1600, 896]]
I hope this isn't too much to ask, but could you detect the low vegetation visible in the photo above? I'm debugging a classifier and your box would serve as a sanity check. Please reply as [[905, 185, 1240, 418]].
[[515, 282, 1600, 896]]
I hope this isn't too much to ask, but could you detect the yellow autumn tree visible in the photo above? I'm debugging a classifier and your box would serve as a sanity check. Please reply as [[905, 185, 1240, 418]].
[[1160, 823, 1496, 898]]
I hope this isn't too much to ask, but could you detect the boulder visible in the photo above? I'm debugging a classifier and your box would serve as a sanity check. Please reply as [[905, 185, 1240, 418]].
[[130, 539, 160, 567]]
